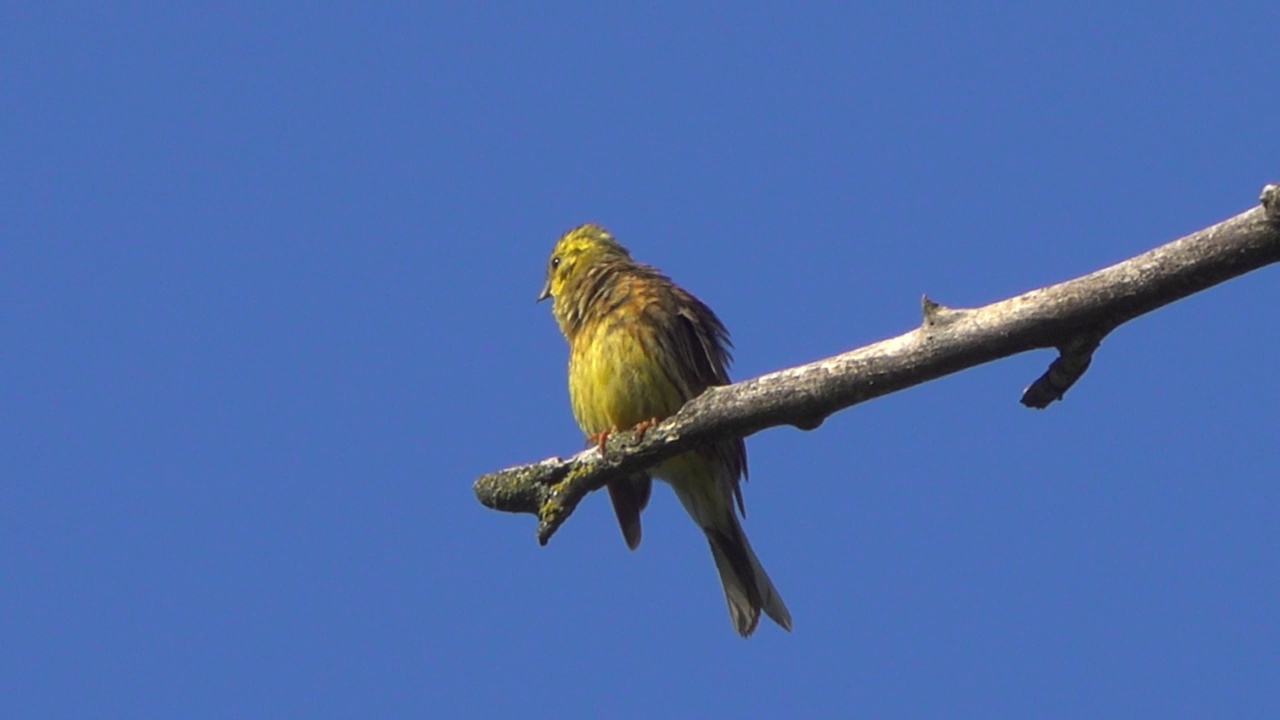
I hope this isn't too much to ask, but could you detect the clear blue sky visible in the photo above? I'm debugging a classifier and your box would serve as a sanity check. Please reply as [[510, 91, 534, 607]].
[[4, 3, 1278, 718]]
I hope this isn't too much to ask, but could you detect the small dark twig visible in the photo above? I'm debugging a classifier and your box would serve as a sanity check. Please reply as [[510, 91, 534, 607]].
[[1021, 328, 1109, 408]]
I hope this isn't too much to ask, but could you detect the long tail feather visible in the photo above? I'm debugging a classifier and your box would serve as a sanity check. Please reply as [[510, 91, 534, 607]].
[[669, 473, 790, 636], [706, 515, 791, 636]]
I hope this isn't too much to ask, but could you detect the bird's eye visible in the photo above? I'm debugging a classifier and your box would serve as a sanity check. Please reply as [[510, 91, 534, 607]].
[[551, 256, 561, 269]]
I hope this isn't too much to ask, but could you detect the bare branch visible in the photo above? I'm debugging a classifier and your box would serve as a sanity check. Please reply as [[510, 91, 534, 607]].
[[475, 184, 1280, 544]]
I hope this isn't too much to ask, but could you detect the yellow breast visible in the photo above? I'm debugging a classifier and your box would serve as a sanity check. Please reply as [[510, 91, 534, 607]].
[[568, 311, 687, 437]]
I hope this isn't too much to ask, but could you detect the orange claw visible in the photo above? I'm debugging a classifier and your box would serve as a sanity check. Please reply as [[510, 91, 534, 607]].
[[588, 429, 614, 452], [632, 417, 660, 442]]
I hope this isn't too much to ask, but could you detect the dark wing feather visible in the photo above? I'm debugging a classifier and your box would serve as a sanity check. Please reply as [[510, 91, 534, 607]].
[[606, 473, 652, 550], [637, 266, 749, 515]]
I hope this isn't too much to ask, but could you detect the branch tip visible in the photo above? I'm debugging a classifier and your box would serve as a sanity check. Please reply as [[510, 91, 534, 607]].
[[1261, 183, 1280, 221], [921, 295, 962, 326]]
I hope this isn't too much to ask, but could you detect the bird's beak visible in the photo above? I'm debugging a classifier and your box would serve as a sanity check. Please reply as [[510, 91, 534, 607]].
[[537, 280, 552, 303]]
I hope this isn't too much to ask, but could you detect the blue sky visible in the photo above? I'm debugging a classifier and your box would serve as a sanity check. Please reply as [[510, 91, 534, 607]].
[[3, 3, 1278, 718]]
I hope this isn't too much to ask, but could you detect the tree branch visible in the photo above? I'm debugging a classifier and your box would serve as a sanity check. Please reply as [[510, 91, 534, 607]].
[[475, 183, 1280, 545]]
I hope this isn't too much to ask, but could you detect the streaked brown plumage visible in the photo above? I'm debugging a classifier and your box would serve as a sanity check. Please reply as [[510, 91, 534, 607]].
[[538, 223, 791, 636]]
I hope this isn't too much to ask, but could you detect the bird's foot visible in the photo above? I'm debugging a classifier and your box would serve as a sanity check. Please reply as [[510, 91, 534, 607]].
[[588, 429, 614, 454], [630, 417, 660, 443]]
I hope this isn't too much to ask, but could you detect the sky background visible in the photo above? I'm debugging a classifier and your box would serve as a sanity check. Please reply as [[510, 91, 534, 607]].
[[3, 2, 1279, 718]]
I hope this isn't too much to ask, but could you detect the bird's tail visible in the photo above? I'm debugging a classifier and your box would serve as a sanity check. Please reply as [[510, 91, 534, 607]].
[[671, 476, 791, 637]]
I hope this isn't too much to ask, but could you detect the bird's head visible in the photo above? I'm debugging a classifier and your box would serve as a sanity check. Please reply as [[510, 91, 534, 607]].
[[538, 223, 631, 303]]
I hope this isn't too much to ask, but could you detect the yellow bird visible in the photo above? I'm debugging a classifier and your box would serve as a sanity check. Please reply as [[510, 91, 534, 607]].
[[538, 223, 791, 637]]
